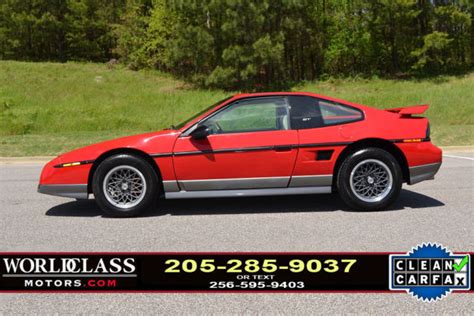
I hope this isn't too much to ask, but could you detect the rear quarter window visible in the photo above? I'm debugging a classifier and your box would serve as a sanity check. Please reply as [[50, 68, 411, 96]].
[[288, 95, 363, 130], [319, 100, 363, 125]]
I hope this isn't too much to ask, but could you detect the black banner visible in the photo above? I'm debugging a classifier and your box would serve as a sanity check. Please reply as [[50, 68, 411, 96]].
[[0, 253, 472, 292]]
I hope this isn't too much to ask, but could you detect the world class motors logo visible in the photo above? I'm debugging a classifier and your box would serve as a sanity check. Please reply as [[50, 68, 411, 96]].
[[1, 257, 137, 289], [389, 243, 470, 302]]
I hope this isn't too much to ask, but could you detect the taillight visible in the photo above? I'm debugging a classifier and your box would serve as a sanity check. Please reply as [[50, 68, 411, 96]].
[[426, 123, 430, 140]]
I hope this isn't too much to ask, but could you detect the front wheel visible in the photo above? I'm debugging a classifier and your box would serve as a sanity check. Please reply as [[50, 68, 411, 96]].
[[337, 148, 402, 211], [92, 154, 159, 217]]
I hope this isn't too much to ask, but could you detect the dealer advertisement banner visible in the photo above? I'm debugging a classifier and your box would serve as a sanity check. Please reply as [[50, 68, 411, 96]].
[[1, 245, 471, 301]]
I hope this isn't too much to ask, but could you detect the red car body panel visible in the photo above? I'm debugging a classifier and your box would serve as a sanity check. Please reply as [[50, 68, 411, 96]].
[[38, 92, 442, 198], [173, 130, 299, 181], [395, 142, 442, 166], [40, 130, 179, 185]]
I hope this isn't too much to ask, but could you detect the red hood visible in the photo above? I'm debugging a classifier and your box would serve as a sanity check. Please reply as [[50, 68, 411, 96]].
[[56, 130, 179, 164]]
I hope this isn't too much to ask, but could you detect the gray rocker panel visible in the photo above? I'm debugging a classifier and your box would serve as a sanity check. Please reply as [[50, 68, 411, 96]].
[[165, 186, 332, 199], [178, 176, 291, 191]]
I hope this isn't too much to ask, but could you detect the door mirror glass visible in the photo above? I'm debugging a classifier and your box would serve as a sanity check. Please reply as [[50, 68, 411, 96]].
[[190, 124, 210, 139]]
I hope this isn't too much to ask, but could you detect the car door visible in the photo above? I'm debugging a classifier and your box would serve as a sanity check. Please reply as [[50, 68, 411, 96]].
[[173, 96, 298, 191], [287, 95, 364, 188]]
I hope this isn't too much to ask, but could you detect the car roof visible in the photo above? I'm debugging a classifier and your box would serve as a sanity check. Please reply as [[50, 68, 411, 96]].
[[232, 92, 366, 108], [234, 92, 313, 98]]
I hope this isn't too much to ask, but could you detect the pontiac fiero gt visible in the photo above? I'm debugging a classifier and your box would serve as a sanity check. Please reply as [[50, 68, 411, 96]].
[[38, 93, 442, 217]]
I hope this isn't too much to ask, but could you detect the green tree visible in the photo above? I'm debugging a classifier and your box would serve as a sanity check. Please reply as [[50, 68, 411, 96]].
[[1, 0, 472, 89], [0, 0, 125, 61], [411, 31, 454, 72]]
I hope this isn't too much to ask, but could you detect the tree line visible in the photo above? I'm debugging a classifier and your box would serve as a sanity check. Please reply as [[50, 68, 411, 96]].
[[1, 0, 472, 90]]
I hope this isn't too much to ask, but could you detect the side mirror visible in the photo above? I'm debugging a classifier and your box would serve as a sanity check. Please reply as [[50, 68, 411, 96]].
[[190, 124, 210, 140]]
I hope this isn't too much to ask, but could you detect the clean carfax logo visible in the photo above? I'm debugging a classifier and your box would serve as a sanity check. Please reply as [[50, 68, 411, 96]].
[[389, 243, 470, 302]]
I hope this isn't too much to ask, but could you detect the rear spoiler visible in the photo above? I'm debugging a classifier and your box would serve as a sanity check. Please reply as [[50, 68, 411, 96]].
[[385, 104, 429, 117]]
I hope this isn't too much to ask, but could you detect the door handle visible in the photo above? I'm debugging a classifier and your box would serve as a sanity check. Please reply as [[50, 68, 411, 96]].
[[274, 146, 292, 152]]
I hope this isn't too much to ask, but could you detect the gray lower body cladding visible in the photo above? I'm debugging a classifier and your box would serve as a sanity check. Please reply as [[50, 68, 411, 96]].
[[164, 175, 332, 192], [164, 186, 332, 199], [408, 162, 442, 185], [164, 175, 333, 199], [38, 184, 88, 199]]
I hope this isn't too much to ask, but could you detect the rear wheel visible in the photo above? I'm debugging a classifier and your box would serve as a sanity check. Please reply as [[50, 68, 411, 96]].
[[92, 154, 159, 217], [337, 148, 402, 211]]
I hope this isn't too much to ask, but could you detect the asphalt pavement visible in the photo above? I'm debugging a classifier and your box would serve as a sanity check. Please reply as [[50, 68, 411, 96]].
[[0, 153, 472, 313]]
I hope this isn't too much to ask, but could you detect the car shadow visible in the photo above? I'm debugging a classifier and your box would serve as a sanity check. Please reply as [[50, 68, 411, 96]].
[[45, 189, 444, 218]]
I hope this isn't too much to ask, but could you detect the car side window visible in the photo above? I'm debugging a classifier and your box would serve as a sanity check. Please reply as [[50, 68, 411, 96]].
[[319, 100, 363, 125], [289, 96, 363, 129], [202, 97, 290, 134]]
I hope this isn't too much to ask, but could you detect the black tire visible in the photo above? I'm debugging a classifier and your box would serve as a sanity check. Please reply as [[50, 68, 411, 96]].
[[92, 154, 159, 217], [337, 148, 402, 211]]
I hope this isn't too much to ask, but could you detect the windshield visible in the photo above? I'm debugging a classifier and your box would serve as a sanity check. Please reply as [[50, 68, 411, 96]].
[[172, 96, 233, 130]]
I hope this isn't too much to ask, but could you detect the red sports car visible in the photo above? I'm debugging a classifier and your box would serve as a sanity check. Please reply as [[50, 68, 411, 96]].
[[38, 92, 442, 217]]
